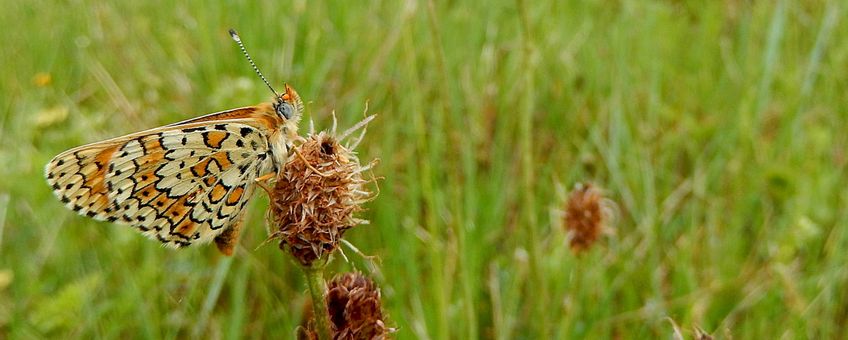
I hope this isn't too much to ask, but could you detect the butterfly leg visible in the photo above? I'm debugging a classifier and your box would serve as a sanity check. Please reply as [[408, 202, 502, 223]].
[[254, 173, 275, 196], [255, 172, 276, 182]]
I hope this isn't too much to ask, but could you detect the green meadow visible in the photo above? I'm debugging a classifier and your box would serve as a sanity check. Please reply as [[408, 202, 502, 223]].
[[2, 0, 847, 338]]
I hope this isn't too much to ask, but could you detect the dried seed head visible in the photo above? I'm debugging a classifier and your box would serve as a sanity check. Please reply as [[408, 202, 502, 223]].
[[564, 183, 610, 253], [325, 272, 393, 339], [270, 131, 372, 266]]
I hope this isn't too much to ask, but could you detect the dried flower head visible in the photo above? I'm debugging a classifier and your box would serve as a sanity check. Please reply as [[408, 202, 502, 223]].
[[326, 272, 392, 339], [564, 183, 611, 253], [270, 131, 372, 266]]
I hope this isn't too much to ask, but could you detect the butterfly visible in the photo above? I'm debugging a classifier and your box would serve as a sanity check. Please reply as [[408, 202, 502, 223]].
[[44, 29, 302, 255]]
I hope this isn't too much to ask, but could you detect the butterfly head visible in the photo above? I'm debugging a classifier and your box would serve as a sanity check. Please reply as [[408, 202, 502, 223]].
[[273, 84, 304, 121]]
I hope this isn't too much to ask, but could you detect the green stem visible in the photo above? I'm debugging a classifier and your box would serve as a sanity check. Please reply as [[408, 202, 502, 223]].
[[302, 264, 331, 340]]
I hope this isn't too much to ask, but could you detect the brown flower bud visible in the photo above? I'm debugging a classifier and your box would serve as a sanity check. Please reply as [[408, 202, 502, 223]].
[[564, 183, 610, 253], [270, 132, 371, 266], [326, 272, 392, 339]]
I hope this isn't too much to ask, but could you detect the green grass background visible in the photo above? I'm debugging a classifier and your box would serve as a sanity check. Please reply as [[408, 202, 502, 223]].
[[2, 0, 847, 338]]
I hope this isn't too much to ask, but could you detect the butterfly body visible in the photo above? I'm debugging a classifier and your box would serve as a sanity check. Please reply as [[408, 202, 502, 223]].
[[45, 85, 303, 252]]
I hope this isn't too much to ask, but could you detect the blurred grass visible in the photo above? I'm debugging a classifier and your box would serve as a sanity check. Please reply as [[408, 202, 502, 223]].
[[2, 0, 847, 338]]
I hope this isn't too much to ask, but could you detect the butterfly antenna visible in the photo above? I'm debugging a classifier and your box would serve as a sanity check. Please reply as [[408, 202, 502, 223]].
[[229, 29, 279, 98]]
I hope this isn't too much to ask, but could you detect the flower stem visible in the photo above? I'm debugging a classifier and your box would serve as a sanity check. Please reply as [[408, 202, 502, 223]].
[[302, 264, 331, 340]]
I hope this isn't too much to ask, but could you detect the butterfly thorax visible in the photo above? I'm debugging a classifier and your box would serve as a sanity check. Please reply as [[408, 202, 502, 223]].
[[257, 103, 300, 174]]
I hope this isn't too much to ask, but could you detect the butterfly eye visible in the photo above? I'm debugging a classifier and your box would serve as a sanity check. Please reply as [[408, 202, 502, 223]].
[[275, 102, 293, 119]]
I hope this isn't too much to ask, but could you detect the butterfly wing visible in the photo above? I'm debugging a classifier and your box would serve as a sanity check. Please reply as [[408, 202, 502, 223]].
[[45, 119, 275, 248]]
